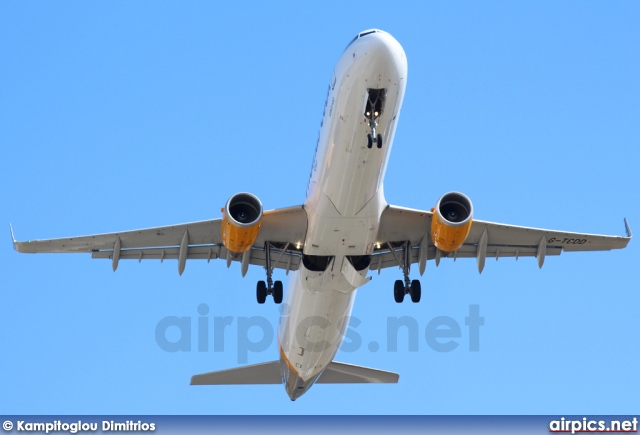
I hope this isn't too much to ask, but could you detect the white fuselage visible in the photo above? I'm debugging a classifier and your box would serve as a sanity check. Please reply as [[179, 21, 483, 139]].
[[277, 30, 407, 400]]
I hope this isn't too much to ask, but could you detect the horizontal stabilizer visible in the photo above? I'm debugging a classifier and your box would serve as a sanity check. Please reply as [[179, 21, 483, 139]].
[[190, 360, 399, 386], [317, 361, 399, 384], [190, 361, 282, 385]]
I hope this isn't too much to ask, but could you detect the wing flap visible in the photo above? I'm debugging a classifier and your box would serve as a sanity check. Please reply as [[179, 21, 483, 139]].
[[90, 244, 302, 271], [370, 243, 563, 271], [454, 244, 562, 259]]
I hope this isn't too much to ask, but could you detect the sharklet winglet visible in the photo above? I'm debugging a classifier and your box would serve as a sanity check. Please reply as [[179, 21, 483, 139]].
[[9, 223, 17, 250], [624, 218, 632, 239]]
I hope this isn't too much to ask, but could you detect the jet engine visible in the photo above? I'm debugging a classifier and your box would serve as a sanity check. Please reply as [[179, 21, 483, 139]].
[[221, 192, 263, 254], [430, 192, 473, 253]]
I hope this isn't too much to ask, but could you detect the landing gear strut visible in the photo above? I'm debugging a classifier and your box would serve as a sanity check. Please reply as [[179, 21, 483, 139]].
[[365, 89, 385, 149], [389, 241, 421, 303], [257, 242, 283, 304]]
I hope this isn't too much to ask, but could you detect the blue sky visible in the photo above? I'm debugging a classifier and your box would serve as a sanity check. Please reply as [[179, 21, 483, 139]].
[[1, 1, 638, 415]]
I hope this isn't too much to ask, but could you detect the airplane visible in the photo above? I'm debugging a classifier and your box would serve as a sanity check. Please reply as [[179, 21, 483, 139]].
[[12, 29, 632, 401]]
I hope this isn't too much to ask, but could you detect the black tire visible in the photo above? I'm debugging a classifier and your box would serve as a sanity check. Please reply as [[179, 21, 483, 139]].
[[367, 134, 373, 148], [377, 134, 383, 148], [273, 280, 283, 304], [410, 279, 421, 303], [256, 281, 267, 304], [394, 280, 405, 303]]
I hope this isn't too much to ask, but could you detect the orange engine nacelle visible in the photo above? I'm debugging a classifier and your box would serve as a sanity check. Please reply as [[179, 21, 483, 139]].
[[430, 192, 473, 253], [221, 192, 263, 254]]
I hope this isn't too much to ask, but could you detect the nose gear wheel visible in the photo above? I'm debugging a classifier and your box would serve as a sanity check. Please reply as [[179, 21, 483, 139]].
[[364, 88, 386, 149]]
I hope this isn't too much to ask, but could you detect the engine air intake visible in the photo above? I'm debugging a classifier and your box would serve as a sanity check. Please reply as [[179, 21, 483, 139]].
[[221, 192, 263, 254], [431, 192, 474, 253]]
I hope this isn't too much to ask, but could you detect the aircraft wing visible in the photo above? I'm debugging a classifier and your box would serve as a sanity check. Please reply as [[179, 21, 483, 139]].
[[12, 206, 307, 274], [373, 205, 632, 274]]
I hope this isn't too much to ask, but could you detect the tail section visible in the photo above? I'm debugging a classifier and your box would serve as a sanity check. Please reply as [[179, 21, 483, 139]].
[[190, 361, 282, 385], [190, 360, 398, 385], [317, 361, 399, 384]]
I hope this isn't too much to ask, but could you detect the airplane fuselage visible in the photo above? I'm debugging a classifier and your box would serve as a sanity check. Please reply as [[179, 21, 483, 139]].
[[278, 30, 407, 400], [12, 28, 630, 402]]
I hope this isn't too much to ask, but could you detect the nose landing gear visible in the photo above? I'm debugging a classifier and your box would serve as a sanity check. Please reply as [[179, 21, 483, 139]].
[[367, 133, 383, 149], [365, 88, 386, 149]]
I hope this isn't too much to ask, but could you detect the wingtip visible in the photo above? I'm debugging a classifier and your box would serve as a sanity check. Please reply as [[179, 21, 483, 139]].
[[624, 218, 632, 239], [9, 223, 17, 250]]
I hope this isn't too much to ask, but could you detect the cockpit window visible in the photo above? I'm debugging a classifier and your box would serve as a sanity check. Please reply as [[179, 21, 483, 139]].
[[359, 30, 377, 38], [345, 29, 380, 51]]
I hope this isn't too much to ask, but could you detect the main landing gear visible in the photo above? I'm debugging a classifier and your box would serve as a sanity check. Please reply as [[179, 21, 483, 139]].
[[256, 242, 283, 304], [365, 88, 386, 149], [256, 280, 282, 304], [390, 241, 421, 303]]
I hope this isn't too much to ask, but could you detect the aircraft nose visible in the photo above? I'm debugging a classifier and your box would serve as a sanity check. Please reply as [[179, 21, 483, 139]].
[[358, 31, 405, 62], [367, 31, 404, 59], [345, 30, 407, 80]]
